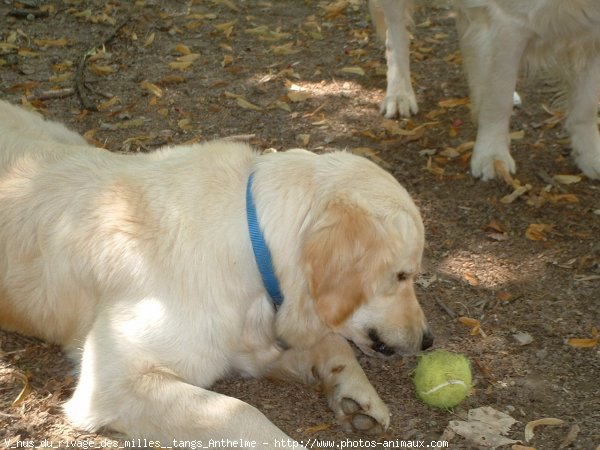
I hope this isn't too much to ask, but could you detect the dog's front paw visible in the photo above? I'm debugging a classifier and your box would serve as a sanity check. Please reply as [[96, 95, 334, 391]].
[[330, 381, 390, 435], [470, 144, 516, 180], [572, 137, 600, 180], [380, 90, 418, 118]]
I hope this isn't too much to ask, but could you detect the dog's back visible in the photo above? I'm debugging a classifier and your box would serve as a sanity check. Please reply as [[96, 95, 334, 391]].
[[0, 101, 88, 147]]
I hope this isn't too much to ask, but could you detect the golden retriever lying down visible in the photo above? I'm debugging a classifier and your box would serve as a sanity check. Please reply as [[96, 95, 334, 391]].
[[0, 101, 433, 448]]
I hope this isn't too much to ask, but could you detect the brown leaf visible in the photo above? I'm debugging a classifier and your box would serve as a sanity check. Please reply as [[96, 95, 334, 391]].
[[305, 423, 332, 434], [553, 174, 582, 185], [525, 223, 554, 241], [34, 37, 69, 47], [168, 60, 193, 71], [323, 0, 349, 19], [143, 32, 155, 47], [458, 316, 487, 337], [567, 327, 598, 348], [214, 20, 237, 37], [485, 219, 506, 234], [175, 43, 191, 55], [463, 272, 479, 286], [340, 66, 365, 76], [12, 372, 31, 407], [221, 54, 233, 67], [438, 97, 469, 108], [89, 63, 115, 75], [287, 91, 311, 102], [270, 42, 300, 55], [524, 418, 565, 442], [97, 96, 119, 111], [140, 80, 163, 97]]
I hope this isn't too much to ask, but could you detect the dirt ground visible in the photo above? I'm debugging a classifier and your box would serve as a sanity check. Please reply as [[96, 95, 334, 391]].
[[1, 0, 599, 449]]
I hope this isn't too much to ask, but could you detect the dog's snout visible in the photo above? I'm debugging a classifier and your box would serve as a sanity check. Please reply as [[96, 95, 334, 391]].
[[421, 330, 434, 351], [368, 328, 396, 357]]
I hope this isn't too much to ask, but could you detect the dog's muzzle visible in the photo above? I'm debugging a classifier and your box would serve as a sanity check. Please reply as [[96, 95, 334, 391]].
[[368, 328, 434, 356]]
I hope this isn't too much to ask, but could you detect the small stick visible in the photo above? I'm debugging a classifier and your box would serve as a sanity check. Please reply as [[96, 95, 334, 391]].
[[27, 88, 74, 101], [74, 16, 131, 111], [8, 10, 49, 19]]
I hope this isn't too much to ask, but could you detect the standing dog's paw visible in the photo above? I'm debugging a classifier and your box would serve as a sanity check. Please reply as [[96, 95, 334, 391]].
[[575, 151, 600, 180], [470, 144, 516, 181], [571, 135, 600, 180], [380, 90, 418, 118]]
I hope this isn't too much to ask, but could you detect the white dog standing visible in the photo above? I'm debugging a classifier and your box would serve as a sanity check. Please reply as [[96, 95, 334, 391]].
[[371, 0, 600, 180], [456, 0, 600, 180], [0, 101, 433, 448]]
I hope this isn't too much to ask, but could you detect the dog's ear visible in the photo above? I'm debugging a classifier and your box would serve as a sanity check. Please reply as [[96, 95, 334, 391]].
[[302, 200, 381, 328]]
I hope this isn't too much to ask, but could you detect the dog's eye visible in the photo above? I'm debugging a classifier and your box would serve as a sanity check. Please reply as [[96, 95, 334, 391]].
[[397, 272, 407, 282]]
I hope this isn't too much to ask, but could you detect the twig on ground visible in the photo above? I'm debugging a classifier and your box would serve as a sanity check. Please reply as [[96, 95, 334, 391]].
[[27, 88, 74, 101], [74, 17, 131, 111]]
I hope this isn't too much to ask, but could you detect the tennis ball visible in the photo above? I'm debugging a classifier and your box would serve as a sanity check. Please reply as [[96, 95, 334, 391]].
[[413, 349, 472, 409]]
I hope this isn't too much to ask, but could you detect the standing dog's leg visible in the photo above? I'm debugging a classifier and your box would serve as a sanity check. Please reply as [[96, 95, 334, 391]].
[[370, 0, 418, 118], [459, 12, 530, 180], [564, 56, 600, 179], [269, 333, 390, 435]]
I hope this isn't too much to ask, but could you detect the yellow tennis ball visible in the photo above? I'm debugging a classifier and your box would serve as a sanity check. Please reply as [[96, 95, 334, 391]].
[[413, 349, 472, 409]]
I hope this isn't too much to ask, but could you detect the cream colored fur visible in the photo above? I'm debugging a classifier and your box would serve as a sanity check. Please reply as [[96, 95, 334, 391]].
[[370, 0, 600, 179], [455, 0, 600, 179], [0, 101, 432, 448], [369, 0, 417, 118]]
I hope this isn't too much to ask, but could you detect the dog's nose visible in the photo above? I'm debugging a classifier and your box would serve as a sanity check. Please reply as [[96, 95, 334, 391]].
[[421, 330, 434, 350]]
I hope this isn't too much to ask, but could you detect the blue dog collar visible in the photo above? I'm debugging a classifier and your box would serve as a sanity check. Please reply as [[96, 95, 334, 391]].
[[246, 172, 284, 307]]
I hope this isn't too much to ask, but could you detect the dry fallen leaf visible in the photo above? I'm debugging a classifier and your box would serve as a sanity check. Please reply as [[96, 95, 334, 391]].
[[18, 48, 40, 58], [287, 91, 311, 102], [269, 100, 292, 112], [12, 372, 31, 407], [97, 96, 119, 111], [270, 42, 300, 55], [448, 407, 518, 447], [558, 424, 580, 449], [426, 157, 445, 176], [458, 316, 487, 337], [143, 32, 155, 47], [340, 66, 365, 76], [168, 60, 193, 71], [351, 147, 391, 169], [501, 184, 531, 204], [175, 53, 200, 63], [140, 80, 163, 97], [175, 43, 191, 55], [524, 418, 565, 442], [323, 0, 349, 19], [178, 118, 192, 130], [224, 92, 263, 111], [34, 37, 69, 47], [438, 97, 470, 108], [304, 423, 332, 434], [553, 174, 582, 185], [525, 223, 554, 241], [567, 327, 599, 348], [49, 72, 73, 83], [463, 272, 479, 286], [509, 130, 525, 140], [89, 63, 115, 75], [222, 54, 233, 67], [214, 20, 237, 37]]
